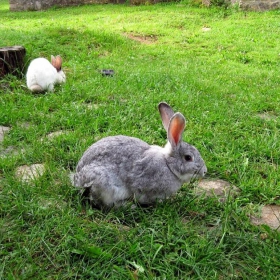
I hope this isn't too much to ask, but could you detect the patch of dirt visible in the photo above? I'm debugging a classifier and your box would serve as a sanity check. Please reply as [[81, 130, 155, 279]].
[[15, 163, 45, 183], [46, 130, 66, 139], [84, 103, 99, 110], [202, 27, 211, 32], [39, 198, 68, 211], [124, 33, 157, 45], [17, 122, 32, 129], [41, 130, 69, 141], [257, 112, 278, 121], [250, 205, 280, 231], [194, 179, 240, 202], [0, 82, 11, 91], [118, 225, 131, 231], [98, 50, 110, 58], [0, 125, 11, 142]]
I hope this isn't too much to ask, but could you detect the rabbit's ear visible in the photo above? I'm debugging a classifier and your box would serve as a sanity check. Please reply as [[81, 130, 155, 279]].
[[158, 102, 175, 131], [50, 55, 62, 71], [168, 113, 186, 148], [55, 55, 62, 71], [51, 55, 56, 67]]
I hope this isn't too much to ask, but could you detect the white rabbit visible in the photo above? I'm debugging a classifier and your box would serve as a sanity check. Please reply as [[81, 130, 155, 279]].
[[26, 55, 66, 92], [74, 102, 207, 208]]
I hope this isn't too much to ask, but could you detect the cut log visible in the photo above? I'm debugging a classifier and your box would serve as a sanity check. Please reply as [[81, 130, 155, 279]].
[[0, 46, 26, 77]]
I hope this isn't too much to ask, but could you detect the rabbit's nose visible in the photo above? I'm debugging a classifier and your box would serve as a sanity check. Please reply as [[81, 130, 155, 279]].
[[201, 165, 207, 177]]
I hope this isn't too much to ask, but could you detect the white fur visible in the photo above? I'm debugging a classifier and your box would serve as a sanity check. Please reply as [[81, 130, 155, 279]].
[[102, 187, 130, 206], [175, 172, 196, 183], [162, 141, 173, 156], [26, 58, 66, 92], [150, 142, 172, 156]]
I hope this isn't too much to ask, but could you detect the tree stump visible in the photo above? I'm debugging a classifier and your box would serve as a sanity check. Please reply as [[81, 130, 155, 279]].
[[0, 46, 26, 77]]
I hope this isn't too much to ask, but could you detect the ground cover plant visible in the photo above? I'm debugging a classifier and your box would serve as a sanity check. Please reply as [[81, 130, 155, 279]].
[[1, 0, 280, 278]]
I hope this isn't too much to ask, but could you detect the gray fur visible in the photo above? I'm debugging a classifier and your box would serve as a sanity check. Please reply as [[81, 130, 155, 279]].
[[74, 102, 207, 208]]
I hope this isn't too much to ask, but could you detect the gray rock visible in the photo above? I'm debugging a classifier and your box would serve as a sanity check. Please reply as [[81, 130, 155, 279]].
[[250, 205, 280, 231], [15, 164, 45, 183], [194, 179, 240, 202], [0, 126, 11, 142]]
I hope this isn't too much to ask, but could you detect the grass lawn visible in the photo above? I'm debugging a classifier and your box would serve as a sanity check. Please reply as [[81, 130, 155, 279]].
[[1, 0, 280, 278]]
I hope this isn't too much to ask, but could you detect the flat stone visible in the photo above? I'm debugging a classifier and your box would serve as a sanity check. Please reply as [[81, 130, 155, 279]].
[[0, 126, 11, 142], [250, 205, 280, 231], [0, 146, 18, 158], [201, 0, 211, 7], [194, 179, 240, 202], [15, 164, 45, 183]]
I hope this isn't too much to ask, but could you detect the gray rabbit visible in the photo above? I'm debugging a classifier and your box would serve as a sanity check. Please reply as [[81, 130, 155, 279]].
[[74, 102, 207, 208]]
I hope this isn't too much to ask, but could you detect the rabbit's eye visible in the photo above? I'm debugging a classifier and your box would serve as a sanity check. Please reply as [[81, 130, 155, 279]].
[[184, 155, 193, 162]]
